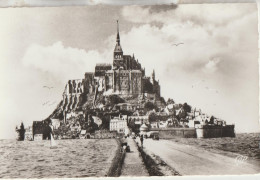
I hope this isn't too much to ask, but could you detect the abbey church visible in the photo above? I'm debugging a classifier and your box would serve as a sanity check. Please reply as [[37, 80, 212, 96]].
[[62, 21, 161, 111]]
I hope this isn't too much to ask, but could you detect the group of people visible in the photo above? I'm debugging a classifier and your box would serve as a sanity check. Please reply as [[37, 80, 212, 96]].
[[122, 134, 144, 150]]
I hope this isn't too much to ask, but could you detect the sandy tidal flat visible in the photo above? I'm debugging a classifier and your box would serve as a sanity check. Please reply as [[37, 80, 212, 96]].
[[0, 139, 118, 178], [171, 133, 260, 162]]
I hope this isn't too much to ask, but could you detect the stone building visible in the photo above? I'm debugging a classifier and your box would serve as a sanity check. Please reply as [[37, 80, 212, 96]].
[[32, 121, 50, 140], [114, 103, 138, 111], [128, 115, 149, 125], [109, 115, 127, 133], [61, 21, 161, 120], [83, 21, 161, 96], [24, 126, 33, 141]]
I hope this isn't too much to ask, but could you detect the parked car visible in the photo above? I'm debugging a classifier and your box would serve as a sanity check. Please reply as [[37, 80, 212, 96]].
[[152, 134, 159, 140], [126, 145, 131, 152], [147, 131, 159, 138]]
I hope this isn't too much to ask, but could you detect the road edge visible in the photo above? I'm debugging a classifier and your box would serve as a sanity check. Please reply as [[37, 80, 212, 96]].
[[135, 139, 181, 176], [106, 138, 126, 177]]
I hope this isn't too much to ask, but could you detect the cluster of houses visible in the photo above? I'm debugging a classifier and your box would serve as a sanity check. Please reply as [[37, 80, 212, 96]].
[[107, 104, 227, 135], [20, 100, 227, 141], [185, 108, 226, 128]]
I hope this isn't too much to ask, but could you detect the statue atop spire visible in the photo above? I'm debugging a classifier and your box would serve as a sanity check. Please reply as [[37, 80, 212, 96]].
[[152, 69, 155, 80], [116, 20, 120, 45]]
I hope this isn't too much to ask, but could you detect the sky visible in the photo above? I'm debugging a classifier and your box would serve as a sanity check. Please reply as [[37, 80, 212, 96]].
[[0, 3, 259, 139]]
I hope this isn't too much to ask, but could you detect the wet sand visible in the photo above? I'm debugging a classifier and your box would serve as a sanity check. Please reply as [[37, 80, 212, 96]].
[[0, 139, 118, 178], [170, 133, 260, 164]]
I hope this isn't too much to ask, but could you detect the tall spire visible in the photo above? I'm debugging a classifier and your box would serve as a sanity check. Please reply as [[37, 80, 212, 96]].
[[114, 20, 123, 53], [152, 69, 155, 80], [116, 20, 120, 45]]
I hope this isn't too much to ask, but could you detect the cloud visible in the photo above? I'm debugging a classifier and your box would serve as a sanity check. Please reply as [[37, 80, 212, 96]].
[[120, 4, 258, 79], [120, 4, 259, 132], [122, 4, 256, 26], [22, 41, 111, 83], [0, 41, 113, 139], [203, 57, 221, 74]]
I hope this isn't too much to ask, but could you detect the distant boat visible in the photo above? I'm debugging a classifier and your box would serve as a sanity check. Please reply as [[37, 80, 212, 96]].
[[50, 134, 57, 149]]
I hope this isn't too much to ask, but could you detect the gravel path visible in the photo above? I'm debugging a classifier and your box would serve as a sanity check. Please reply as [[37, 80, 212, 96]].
[[121, 138, 149, 176]]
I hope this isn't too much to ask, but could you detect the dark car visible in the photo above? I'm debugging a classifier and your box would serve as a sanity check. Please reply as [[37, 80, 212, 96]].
[[126, 145, 131, 152], [152, 134, 159, 140], [121, 142, 131, 152]]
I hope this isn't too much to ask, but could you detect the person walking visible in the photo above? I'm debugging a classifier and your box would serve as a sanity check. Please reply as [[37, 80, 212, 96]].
[[49, 121, 54, 137], [140, 134, 144, 148]]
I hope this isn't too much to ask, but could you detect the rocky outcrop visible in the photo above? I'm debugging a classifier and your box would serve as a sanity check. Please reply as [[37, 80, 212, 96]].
[[62, 79, 84, 111]]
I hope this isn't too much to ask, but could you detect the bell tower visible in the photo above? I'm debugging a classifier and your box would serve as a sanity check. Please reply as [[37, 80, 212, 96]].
[[113, 20, 124, 69]]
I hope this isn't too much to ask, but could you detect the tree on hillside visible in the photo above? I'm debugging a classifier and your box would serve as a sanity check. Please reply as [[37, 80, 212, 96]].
[[148, 111, 157, 122], [176, 109, 186, 120], [119, 110, 133, 116], [159, 97, 166, 105], [167, 98, 175, 105], [98, 113, 110, 130], [107, 95, 125, 106], [128, 120, 136, 131], [95, 94, 106, 105], [144, 102, 157, 111], [183, 102, 191, 113], [77, 114, 86, 129], [85, 115, 99, 133], [210, 116, 215, 124], [128, 120, 140, 134]]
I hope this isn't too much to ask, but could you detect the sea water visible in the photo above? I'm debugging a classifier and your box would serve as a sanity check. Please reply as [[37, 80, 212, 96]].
[[0, 139, 117, 178]]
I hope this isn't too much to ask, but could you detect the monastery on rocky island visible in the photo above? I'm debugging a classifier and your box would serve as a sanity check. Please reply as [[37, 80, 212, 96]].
[[62, 21, 161, 112], [21, 22, 235, 141]]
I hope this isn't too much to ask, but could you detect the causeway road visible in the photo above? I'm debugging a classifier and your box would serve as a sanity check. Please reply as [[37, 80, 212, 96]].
[[121, 138, 149, 176], [139, 138, 260, 175]]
